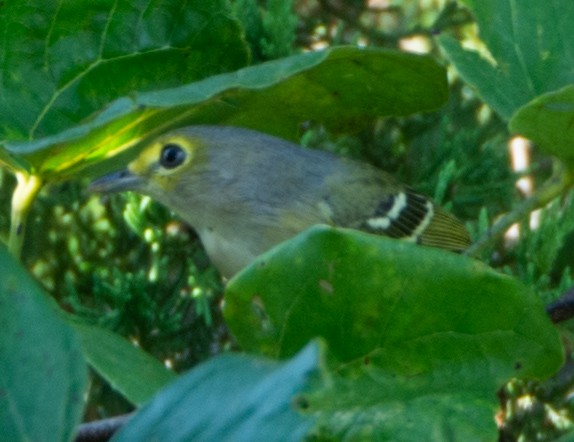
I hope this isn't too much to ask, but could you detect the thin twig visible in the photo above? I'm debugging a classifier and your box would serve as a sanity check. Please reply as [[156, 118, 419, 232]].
[[465, 170, 574, 258]]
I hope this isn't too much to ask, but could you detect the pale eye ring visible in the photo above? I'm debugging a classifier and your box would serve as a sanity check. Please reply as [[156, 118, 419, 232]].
[[160, 143, 186, 169]]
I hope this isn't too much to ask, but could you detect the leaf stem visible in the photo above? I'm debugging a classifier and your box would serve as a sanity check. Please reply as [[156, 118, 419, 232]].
[[464, 167, 574, 258], [9, 172, 43, 259]]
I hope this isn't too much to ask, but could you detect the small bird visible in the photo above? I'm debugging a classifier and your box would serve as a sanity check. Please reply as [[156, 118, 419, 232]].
[[90, 126, 470, 278]]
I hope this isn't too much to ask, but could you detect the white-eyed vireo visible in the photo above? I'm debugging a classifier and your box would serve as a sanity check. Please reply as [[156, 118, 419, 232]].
[[90, 126, 470, 277]]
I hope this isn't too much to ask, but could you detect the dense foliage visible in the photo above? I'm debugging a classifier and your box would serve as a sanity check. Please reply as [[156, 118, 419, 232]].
[[1, 1, 573, 441]]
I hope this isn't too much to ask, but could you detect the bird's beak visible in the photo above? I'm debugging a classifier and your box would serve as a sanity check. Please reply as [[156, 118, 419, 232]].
[[89, 169, 143, 193]]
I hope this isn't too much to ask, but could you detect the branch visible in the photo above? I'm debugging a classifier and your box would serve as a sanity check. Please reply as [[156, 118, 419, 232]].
[[317, 0, 473, 46], [75, 413, 132, 442], [546, 287, 574, 324]]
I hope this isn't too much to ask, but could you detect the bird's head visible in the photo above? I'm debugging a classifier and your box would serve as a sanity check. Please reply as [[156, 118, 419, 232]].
[[89, 132, 204, 197]]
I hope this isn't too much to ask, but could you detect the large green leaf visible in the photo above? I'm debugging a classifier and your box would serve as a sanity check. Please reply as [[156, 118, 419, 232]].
[[225, 226, 561, 381], [223, 226, 563, 439], [0, 244, 87, 442], [510, 86, 574, 164], [70, 320, 176, 406], [0, 0, 248, 142], [113, 341, 319, 442], [437, 0, 574, 121], [2, 46, 447, 179]]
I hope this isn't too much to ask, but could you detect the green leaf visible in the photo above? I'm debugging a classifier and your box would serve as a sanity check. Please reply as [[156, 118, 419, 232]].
[[3, 46, 447, 180], [437, 0, 574, 120], [0, 244, 87, 442], [69, 320, 176, 406], [113, 341, 319, 442], [510, 85, 574, 163], [223, 226, 563, 438], [307, 372, 497, 441], [225, 226, 561, 382], [0, 0, 248, 142]]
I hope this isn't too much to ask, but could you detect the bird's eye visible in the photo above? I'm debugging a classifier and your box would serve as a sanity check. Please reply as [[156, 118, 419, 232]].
[[160, 143, 186, 169]]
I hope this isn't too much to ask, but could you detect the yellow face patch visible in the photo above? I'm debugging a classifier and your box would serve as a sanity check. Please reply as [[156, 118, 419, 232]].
[[127, 134, 202, 191]]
